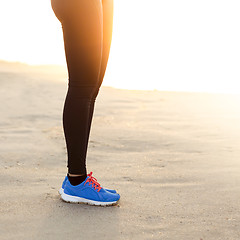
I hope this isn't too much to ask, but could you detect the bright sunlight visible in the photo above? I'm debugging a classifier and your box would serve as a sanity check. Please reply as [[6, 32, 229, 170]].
[[0, 0, 240, 93]]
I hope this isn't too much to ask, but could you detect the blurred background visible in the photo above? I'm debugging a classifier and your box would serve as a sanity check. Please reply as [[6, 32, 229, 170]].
[[1, 2, 240, 239], [0, 0, 240, 93]]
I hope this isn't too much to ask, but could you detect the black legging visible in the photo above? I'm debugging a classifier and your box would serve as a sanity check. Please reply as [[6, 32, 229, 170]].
[[51, 0, 114, 174]]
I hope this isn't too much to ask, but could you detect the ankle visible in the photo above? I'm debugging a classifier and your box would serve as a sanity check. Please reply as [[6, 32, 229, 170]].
[[67, 173, 87, 186], [68, 173, 85, 177]]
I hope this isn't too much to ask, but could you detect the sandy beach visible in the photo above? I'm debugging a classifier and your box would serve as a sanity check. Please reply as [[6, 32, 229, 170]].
[[0, 61, 240, 240]]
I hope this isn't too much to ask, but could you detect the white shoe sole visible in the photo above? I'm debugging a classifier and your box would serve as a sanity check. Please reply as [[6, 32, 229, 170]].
[[58, 188, 63, 195], [61, 192, 119, 206]]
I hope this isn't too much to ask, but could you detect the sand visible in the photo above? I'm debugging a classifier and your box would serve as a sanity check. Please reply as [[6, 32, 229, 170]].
[[0, 61, 240, 240]]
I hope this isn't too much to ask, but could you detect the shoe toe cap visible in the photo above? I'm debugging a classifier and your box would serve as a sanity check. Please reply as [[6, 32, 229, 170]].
[[104, 188, 117, 194], [104, 192, 120, 202]]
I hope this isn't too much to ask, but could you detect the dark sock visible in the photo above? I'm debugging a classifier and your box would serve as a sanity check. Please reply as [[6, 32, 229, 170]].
[[67, 173, 87, 186]]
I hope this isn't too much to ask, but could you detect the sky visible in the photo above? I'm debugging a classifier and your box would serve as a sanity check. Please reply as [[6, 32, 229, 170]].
[[0, 0, 240, 93]]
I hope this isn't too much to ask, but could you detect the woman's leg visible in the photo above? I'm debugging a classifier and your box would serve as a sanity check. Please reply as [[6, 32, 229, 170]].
[[85, 0, 114, 147], [51, 0, 120, 206], [52, 0, 103, 175]]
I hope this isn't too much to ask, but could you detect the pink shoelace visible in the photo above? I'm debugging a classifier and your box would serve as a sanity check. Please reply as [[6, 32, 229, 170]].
[[84, 172, 102, 192]]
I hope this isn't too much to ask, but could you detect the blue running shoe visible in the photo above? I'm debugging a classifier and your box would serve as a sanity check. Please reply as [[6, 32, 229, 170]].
[[61, 172, 120, 206], [58, 176, 68, 195], [58, 172, 117, 195]]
